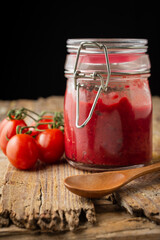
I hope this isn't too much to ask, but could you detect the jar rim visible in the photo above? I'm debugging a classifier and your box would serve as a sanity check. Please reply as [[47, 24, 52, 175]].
[[67, 38, 148, 54], [65, 38, 150, 77]]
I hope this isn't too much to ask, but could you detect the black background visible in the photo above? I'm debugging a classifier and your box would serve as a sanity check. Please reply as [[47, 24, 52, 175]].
[[1, 3, 160, 100]]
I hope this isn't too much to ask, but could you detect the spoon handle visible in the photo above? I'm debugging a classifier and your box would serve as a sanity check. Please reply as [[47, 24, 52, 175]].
[[126, 161, 160, 181]]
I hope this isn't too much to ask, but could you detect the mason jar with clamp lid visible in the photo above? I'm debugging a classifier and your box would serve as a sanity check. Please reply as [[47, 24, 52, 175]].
[[64, 38, 152, 171]]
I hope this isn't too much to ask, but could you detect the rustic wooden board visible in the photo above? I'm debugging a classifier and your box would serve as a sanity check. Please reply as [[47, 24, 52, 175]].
[[1, 203, 160, 240], [0, 161, 96, 231], [114, 172, 160, 224]]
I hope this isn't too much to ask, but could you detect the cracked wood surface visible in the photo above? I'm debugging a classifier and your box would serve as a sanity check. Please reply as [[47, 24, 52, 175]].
[[0, 162, 95, 231], [0, 96, 160, 239]]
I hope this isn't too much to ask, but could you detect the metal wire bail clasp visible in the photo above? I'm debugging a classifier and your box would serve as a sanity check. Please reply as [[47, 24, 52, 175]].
[[74, 41, 111, 128]]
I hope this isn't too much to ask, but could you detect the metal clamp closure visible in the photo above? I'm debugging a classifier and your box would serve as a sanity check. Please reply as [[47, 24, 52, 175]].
[[74, 42, 111, 90], [74, 41, 111, 128]]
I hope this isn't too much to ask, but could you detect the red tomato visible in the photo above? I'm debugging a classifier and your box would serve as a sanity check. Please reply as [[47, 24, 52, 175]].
[[30, 115, 54, 137], [0, 119, 27, 155], [0, 118, 9, 137], [0, 115, 18, 137], [6, 134, 38, 170], [36, 129, 64, 164]]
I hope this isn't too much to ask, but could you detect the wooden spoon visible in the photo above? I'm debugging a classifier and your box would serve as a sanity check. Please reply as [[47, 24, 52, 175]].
[[64, 162, 160, 198]]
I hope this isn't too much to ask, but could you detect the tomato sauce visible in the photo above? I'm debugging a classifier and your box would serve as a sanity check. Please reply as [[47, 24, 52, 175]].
[[64, 85, 152, 167]]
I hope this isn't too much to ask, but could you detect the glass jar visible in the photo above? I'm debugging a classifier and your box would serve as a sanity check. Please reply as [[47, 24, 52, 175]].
[[64, 39, 152, 171]]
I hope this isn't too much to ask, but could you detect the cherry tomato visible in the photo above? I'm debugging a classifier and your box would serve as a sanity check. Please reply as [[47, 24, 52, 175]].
[[0, 118, 9, 137], [6, 134, 38, 170], [30, 115, 54, 137], [0, 115, 18, 137], [0, 119, 27, 155], [36, 128, 64, 164]]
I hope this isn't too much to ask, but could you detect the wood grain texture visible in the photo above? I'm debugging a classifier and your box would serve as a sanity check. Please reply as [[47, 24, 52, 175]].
[[1, 204, 160, 239], [114, 172, 160, 224], [0, 162, 95, 231]]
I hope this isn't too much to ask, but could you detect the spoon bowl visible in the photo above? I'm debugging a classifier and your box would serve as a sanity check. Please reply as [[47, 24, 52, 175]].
[[64, 162, 160, 198]]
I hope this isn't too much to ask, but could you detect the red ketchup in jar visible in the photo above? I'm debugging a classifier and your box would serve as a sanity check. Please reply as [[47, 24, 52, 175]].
[[64, 39, 152, 171]]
